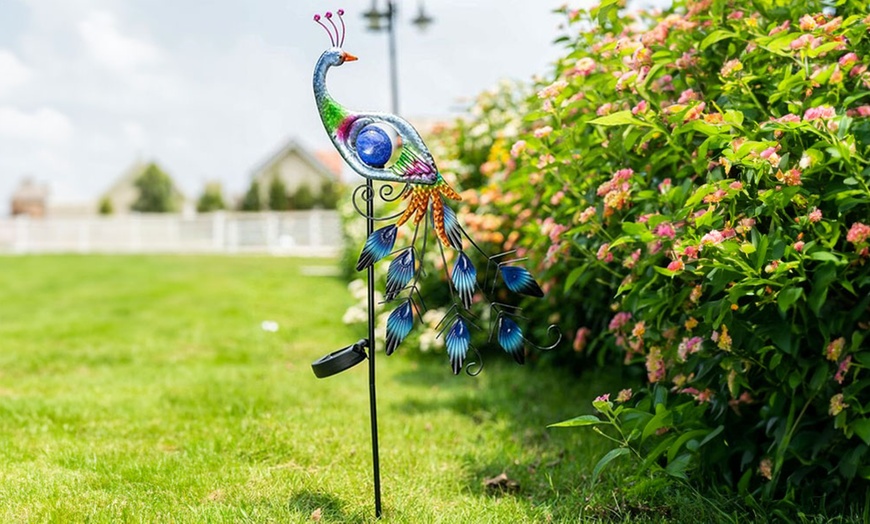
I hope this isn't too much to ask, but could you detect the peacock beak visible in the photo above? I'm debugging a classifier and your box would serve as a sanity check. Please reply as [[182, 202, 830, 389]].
[[343, 52, 358, 62]]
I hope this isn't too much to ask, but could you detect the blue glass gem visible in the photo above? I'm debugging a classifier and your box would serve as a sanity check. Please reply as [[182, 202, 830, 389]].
[[356, 123, 399, 168]]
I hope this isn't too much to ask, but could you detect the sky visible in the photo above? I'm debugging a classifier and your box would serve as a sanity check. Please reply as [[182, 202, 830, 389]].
[[0, 0, 574, 210]]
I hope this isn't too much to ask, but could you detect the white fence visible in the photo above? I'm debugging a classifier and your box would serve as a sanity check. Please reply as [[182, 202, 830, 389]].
[[0, 211, 342, 256]]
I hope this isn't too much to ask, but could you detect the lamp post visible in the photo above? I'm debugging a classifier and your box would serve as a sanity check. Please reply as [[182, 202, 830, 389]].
[[362, 0, 435, 115]]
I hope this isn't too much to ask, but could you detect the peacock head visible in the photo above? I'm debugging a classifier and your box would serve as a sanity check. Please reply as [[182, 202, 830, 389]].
[[322, 46, 358, 67], [314, 10, 356, 65]]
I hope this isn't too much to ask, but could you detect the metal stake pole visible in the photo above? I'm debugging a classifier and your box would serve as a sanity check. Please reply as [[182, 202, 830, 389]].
[[366, 178, 383, 518]]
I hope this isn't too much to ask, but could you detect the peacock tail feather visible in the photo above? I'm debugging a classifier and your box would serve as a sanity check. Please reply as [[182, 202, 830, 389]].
[[355, 177, 560, 374]]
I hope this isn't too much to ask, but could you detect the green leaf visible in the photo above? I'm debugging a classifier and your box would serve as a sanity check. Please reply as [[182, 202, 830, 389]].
[[665, 453, 692, 479], [809, 251, 842, 263], [564, 266, 586, 292], [700, 30, 737, 50], [809, 263, 837, 315], [852, 419, 870, 446], [592, 447, 630, 481], [667, 429, 709, 463], [589, 110, 650, 127], [777, 286, 803, 314], [548, 415, 604, 428], [642, 403, 672, 442]]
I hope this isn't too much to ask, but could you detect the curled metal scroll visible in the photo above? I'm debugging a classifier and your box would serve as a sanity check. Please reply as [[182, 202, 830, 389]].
[[464, 345, 484, 377], [352, 182, 409, 221], [533, 324, 563, 352]]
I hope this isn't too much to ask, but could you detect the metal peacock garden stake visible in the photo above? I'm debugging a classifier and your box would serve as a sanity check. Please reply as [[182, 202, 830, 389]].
[[313, 9, 560, 375]]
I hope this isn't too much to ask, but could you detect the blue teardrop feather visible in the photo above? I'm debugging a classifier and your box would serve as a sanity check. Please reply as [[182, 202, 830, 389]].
[[356, 225, 397, 271], [445, 317, 469, 375], [385, 249, 415, 301], [500, 265, 544, 298], [442, 201, 464, 250], [385, 300, 414, 356], [452, 252, 477, 309], [498, 316, 525, 364]]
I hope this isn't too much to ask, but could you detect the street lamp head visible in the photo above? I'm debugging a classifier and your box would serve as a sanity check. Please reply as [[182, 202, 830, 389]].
[[411, 3, 434, 31]]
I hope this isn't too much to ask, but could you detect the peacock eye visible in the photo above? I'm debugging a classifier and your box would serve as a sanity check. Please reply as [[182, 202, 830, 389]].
[[355, 123, 402, 168]]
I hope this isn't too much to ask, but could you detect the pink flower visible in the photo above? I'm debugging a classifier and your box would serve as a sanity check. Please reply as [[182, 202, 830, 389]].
[[654, 222, 676, 239], [613, 168, 634, 181], [550, 191, 565, 206], [616, 388, 633, 402], [579, 206, 596, 223], [804, 105, 836, 121], [729, 181, 744, 190], [609, 312, 632, 331], [703, 189, 728, 203], [840, 52, 859, 68], [808, 207, 823, 223], [683, 245, 699, 259], [760, 147, 777, 160], [678, 88, 699, 104], [510, 140, 527, 158], [548, 223, 568, 243], [537, 80, 568, 100], [799, 14, 817, 31], [677, 336, 704, 361], [574, 57, 597, 76], [631, 100, 648, 115], [536, 154, 555, 168], [683, 101, 706, 122], [534, 126, 553, 138], [768, 20, 790, 36], [830, 393, 848, 416], [597, 103, 613, 116], [667, 259, 684, 272], [793, 240, 805, 252], [573, 327, 591, 352], [652, 74, 674, 92], [848, 105, 870, 118], [826, 337, 846, 362], [646, 346, 665, 383], [847, 222, 870, 244], [632, 321, 646, 339], [776, 168, 802, 186], [721, 59, 743, 78], [597, 243, 613, 263], [727, 10, 744, 20], [658, 178, 672, 193], [594, 393, 611, 402], [701, 229, 725, 246], [835, 356, 852, 384]]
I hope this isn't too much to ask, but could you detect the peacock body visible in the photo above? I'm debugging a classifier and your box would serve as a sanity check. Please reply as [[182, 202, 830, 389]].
[[313, 10, 557, 374]]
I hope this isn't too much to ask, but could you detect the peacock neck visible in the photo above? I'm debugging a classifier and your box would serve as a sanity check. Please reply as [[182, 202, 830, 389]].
[[314, 51, 349, 133]]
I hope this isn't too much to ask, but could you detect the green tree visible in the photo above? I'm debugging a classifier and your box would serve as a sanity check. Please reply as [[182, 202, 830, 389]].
[[98, 197, 113, 215], [240, 180, 262, 211], [196, 182, 226, 213], [290, 183, 316, 210], [318, 181, 339, 209], [131, 163, 175, 213], [268, 177, 290, 211]]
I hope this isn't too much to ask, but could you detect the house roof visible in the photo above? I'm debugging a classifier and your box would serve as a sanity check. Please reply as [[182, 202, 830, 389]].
[[12, 177, 49, 203], [250, 138, 342, 183], [100, 160, 186, 199]]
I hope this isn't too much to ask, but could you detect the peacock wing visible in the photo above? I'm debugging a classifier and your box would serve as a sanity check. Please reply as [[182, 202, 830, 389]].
[[337, 112, 439, 185]]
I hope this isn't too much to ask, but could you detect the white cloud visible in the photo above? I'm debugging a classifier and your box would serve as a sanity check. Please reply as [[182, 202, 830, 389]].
[[78, 11, 161, 71], [0, 50, 32, 96], [0, 106, 73, 142]]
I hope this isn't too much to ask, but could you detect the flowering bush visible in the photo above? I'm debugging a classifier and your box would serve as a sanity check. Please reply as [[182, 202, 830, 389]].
[[418, 0, 870, 507]]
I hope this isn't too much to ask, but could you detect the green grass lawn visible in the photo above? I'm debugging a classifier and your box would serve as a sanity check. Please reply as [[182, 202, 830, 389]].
[[0, 255, 741, 523]]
